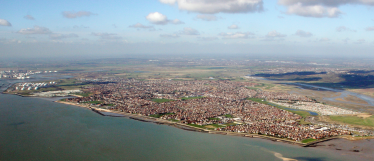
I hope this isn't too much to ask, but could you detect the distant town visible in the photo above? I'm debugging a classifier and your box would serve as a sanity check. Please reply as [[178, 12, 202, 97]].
[[0, 70, 57, 79], [2, 57, 374, 146], [51, 78, 367, 143]]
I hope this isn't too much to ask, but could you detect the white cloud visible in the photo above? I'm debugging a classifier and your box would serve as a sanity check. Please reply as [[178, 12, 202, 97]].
[[145, 12, 184, 25], [146, 12, 168, 25], [266, 30, 286, 37], [160, 34, 180, 38], [0, 19, 11, 26], [366, 26, 374, 31], [17, 26, 51, 34], [171, 19, 184, 24], [228, 24, 239, 29], [159, 0, 176, 4], [62, 11, 95, 19], [336, 26, 356, 32], [284, 3, 341, 18], [92, 32, 122, 40], [278, 0, 374, 7], [196, 14, 218, 21], [159, 0, 264, 14], [219, 32, 254, 39], [179, 27, 200, 35], [24, 15, 35, 20], [295, 30, 313, 37], [278, 0, 374, 18], [49, 33, 79, 39]]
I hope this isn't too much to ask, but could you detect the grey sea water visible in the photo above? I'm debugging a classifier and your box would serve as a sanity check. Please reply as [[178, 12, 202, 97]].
[[0, 78, 353, 161]]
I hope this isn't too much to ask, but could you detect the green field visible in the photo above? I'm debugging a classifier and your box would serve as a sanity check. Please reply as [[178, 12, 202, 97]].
[[330, 116, 374, 127], [302, 138, 317, 143], [151, 98, 174, 103], [181, 96, 204, 100], [73, 92, 92, 97], [224, 114, 234, 118], [224, 123, 237, 126], [246, 98, 311, 118], [208, 124, 225, 128]]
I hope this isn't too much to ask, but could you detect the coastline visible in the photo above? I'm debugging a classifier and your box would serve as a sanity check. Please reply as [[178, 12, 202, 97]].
[[55, 100, 336, 147]]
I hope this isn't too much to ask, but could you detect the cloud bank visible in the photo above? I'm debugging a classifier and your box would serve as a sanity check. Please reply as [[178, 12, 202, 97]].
[[278, 0, 374, 18], [49, 33, 79, 40], [0, 19, 12, 26], [159, 0, 264, 14], [219, 32, 254, 39], [63, 11, 95, 19], [17, 26, 51, 34], [146, 12, 184, 25]]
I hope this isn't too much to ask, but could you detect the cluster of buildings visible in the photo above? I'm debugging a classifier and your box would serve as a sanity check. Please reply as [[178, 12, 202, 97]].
[[13, 82, 56, 91], [272, 101, 358, 115], [0, 70, 57, 79], [64, 79, 357, 142]]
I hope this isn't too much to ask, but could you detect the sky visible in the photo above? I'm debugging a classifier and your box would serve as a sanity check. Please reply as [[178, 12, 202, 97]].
[[1, 0, 374, 58]]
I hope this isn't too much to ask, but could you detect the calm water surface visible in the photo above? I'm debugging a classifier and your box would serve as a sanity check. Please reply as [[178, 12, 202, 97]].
[[0, 78, 354, 161]]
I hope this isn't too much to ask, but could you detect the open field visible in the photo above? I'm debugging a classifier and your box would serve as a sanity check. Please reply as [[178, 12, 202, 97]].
[[321, 100, 374, 114], [329, 115, 374, 128], [246, 98, 311, 118], [317, 114, 374, 130], [301, 138, 317, 143], [335, 95, 368, 104], [348, 88, 374, 98], [181, 96, 204, 100]]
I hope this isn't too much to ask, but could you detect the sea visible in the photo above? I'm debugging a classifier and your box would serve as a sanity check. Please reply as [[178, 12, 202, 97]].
[[0, 75, 354, 161]]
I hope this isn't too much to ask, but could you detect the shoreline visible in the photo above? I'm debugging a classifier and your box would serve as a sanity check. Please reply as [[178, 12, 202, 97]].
[[55, 100, 342, 147]]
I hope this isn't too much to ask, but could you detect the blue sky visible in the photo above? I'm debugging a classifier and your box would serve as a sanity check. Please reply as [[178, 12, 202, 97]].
[[1, 0, 374, 58]]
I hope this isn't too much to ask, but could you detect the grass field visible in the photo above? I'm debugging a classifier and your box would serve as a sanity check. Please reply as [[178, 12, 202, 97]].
[[181, 96, 204, 100], [246, 98, 311, 118], [73, 92, 92, 97], [302, 138, 317, 143], [330, 115, 374, 127], [224, 114, 234, 118]]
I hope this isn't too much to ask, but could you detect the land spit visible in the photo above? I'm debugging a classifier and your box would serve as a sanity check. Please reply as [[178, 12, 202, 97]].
[[55, 100, 347, 147]]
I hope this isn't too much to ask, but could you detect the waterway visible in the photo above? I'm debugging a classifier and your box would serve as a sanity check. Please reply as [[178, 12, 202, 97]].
[[0, 76, 356, 161], [248, 75, 374, 108]]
